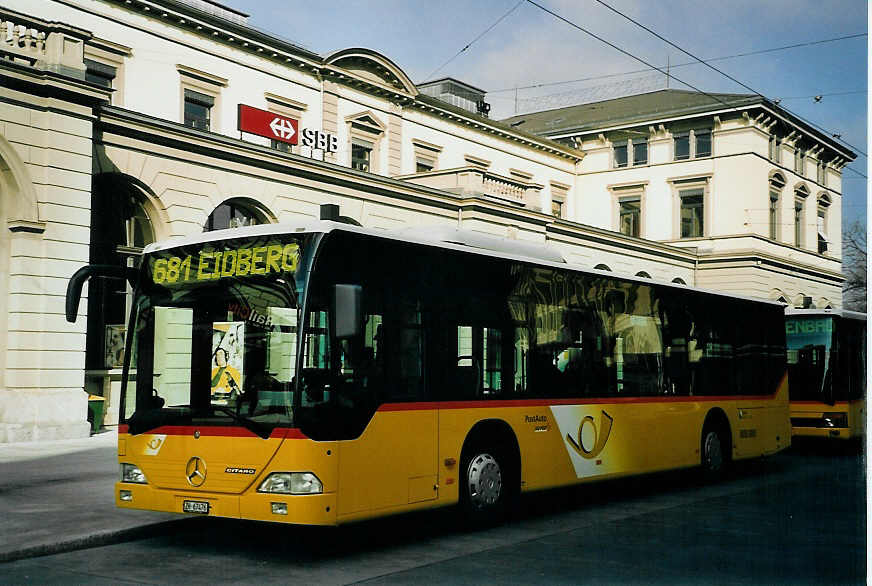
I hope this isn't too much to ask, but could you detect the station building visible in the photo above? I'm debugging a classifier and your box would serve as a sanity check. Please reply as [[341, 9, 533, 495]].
[[0, 0, 854, 442]]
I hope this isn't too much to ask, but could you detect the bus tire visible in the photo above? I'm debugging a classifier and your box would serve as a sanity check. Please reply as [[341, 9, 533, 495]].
[[700, 422, 730, 480], [460, 444, 508, 526]]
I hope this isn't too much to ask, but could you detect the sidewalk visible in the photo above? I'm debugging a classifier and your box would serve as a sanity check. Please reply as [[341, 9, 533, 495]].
[[0, 429, 182, 563]]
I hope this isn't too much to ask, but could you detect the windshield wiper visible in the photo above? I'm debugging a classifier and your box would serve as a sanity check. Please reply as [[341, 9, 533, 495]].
[[209, 406, 273, 440]]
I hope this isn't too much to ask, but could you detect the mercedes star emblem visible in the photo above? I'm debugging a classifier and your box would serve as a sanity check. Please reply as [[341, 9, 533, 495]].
[[185, 457, 207, 487]]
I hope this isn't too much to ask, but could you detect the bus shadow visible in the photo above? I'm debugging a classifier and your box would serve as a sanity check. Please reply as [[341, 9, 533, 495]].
[[788, 436, 864, 457], [163, 455, 789, 564]]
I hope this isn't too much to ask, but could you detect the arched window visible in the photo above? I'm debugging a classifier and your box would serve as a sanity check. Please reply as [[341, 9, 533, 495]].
[[671, 277, 687, 285], [88, 174, 157, 372], [817, 193, 831, 254], [793, 185, 809, 248], [204, 198, 270, 231], [635, 271, 651, 279], [594, 263, 611, 272], [768, 173, 785, 240]]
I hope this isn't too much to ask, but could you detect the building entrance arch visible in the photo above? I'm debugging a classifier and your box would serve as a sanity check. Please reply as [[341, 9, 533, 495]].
[[85, 173, 164, 422]]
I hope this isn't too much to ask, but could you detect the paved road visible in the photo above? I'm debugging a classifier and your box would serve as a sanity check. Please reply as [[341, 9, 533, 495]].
[[0, 431, 178, 560], [0, 440, 864, 584]]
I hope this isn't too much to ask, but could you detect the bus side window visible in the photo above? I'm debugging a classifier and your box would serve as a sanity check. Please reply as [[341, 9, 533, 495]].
[[663, 297, 693, 396], [455, 325, 505, 397], [380, 301, 425, 403]]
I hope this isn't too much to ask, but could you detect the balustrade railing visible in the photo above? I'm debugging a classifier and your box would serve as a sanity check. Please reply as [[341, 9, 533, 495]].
[[0, 17, 47, 65], [482, 174, 526, 203], [0, 8, 90, 75], [399, 165, 541, 208]]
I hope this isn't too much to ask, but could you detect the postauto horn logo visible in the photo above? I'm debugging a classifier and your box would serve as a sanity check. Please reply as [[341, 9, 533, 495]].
[[566, 410, 613, 459]]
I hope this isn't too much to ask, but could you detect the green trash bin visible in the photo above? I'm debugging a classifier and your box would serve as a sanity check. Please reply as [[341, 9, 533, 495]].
[[87, 394, 106, 434]]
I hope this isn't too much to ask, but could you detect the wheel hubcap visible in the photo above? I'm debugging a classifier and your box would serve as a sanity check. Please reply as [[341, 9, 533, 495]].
[[467, 453, 502, 509], [705, 432, 723, 471]]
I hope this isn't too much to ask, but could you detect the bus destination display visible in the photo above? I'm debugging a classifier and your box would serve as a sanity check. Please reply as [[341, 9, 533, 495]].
[[151, 242, 299, 285]]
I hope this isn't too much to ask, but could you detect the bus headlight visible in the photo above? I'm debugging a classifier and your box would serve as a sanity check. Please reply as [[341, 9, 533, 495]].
[[258, 472, 323, 495], [120, 463, 148, 484]]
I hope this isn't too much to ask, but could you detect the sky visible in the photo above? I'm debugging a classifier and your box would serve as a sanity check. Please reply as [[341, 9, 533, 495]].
[[225, 0, 867, 232]]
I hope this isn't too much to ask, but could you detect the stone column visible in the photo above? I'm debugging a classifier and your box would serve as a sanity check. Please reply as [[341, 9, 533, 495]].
[[386, 103, 402, 176], [321, 80, 339, 164], [0, 78, 98, 442]]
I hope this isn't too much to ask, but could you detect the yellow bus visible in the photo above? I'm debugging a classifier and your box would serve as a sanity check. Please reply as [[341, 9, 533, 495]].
[[786, 309, 866, 440], [67, 211, 790, 525]]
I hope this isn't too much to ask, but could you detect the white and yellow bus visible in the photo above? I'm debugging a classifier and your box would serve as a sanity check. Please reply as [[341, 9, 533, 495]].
[[67, 211, 790, 526], [786, 309, 866, 440]]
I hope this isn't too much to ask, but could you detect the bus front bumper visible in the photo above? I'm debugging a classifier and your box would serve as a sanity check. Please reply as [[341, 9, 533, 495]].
[[790, 426, 854, 439], [115, 482, 338, 525]]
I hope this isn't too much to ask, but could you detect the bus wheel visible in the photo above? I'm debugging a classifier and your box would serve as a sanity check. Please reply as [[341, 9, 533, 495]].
[[701, 426, 727, 478], [460, 448, 505, 525]]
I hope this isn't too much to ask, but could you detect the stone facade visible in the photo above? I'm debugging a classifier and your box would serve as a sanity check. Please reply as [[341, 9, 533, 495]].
[[0, 1, 852, 442]]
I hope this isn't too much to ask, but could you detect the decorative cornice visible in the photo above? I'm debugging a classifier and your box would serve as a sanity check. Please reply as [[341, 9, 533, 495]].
[[264, 92, 307, 111], [176, 64, 228, 87], [8, 219, 46, 234]]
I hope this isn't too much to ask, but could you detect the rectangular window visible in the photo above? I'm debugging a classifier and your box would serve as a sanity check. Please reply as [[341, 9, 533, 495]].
[[351, 139, 373, 172], [613, 143, 628, 168], [817, 211, 828, 254], [184, 89, 213, 131], [794, 149, 804, 174], [551, 199, 563, 219], [680, 189, 704, 238], [416, 157, 434, 173], [271, 139, 292, 153], [694, 130, 711, 158], [674, 132, 690, 160], [794, 202, 803, 247], [817, 161, 827, 185], [632, 139, 648, 165], [769, 190, 779, 240], [619, 197, 641, 238], [769, 135, 777, 161], [84, 58, 116, 89]]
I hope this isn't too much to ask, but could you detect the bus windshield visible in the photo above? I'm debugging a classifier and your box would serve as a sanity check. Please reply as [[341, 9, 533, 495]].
[[785, 316, 834, 402], [121, 234, 314, 437]]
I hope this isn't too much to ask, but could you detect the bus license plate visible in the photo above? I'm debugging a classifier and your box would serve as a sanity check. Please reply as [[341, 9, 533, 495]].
[[183, 500, 209, 514]]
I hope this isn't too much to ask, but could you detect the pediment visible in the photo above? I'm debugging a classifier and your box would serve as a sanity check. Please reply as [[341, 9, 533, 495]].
[[325, 48, 418, 96], [345, 110, 387, 133]]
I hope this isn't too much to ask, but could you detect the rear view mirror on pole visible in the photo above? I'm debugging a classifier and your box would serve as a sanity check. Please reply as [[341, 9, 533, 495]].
[[332, 284, 362, 339], [66, 265, 139, 323]]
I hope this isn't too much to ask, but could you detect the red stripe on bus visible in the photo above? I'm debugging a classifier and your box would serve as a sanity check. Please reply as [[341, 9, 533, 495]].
[[377, 394, 779, 412], [115, 425, 308, 439]]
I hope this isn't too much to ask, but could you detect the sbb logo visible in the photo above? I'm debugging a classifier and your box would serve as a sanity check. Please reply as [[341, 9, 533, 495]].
[[300, 128, 338, 153]]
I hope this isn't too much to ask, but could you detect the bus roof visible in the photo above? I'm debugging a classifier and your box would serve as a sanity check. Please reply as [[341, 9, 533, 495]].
[[785, 308, 867, 321], [143, 220, 786, 308]]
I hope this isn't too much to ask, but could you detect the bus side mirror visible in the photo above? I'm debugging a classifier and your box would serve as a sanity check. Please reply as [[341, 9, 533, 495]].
[[66, 265, 139, 323], [333, 284, 362, 339]]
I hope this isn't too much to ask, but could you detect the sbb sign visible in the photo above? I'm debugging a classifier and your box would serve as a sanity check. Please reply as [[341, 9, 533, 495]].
[[299, 128, 338, 153], [238, 104, 297, 144], [237, 104, 337, 153]]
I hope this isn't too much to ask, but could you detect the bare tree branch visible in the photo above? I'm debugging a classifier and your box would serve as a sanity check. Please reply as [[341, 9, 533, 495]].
[[841, 220, 867, 312]]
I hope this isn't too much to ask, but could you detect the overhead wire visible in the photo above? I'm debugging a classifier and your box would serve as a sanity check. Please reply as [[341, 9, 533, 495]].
[[588, 0, 867, 159], [425, 0, 525, 82], [522, 0, 753, 120], [489, 33, 867, 94]]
